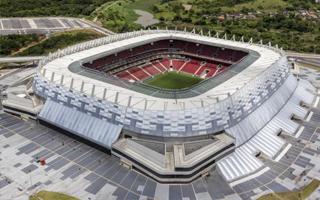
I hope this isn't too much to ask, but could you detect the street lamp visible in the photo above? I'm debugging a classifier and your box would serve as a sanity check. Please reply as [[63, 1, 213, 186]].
[[0, 85, 8, 111]]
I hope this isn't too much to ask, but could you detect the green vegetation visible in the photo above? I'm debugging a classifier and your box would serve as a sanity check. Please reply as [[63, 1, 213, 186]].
[[90, 0, 163, 32], [29, 190, 78, 200], [18, 29, 104, 56], [89, 0, 320, 53], [130, 0, 161, 13], [220, 0, 288, 12], [1, 0, 320, 54], [90, 0, 143, 32], [0, 0, 109, 17], [145, 71, 203, 89], [147, 0, 320, 53], [0, 34, 43, 56], [258, 179, 320, 200]]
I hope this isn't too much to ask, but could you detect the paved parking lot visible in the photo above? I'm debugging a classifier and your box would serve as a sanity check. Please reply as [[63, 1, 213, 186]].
[[0, 17, 110, 35], [0, 113, 237, 200], [0, 107, 319, 200], [0, 66, 319, 200]]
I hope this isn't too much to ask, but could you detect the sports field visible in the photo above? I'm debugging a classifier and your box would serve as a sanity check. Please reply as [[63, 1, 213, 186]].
[[145, 71, 203, 89]]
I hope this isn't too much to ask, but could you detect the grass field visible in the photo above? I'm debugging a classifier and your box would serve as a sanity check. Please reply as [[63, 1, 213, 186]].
[[258, 179, 320, 200], [221, 0, 288, 12], [29, 190, 78, 200], [145, 71, 202, 89]]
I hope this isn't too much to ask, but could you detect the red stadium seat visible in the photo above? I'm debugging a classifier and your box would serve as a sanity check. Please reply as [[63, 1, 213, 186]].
[[127, 67, 149, 80], [82, 39, 246, 82], [116, 70, 136, 81], [180, 60, 201, 74], [143, 64, 160, 75], [160, 59, 171, 69], [153, 61, 167, 71], [172, 59, 185, 70]]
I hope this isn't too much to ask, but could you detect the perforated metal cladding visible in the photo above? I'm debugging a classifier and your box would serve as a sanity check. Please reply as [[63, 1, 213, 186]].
[[39, 99, 122, 149], [33, 65, 292, 138]]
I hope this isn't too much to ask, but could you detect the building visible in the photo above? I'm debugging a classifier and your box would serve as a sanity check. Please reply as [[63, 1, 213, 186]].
[[33, 30, 316, 183]]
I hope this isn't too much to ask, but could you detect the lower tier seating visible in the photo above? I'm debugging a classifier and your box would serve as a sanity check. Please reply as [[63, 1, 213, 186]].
[[142, 64, 160, 75], [114, 58, 229, 82]]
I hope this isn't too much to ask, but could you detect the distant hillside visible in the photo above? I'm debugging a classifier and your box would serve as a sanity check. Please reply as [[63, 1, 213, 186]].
[[0, 0, 109, 17], [89, 0, 320, 53], [147, 0, 320, 53], [1, 0, 320, 53]]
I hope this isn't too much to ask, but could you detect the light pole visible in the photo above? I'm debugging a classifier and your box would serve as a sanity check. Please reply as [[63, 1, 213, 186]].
[[0, 85, 8, 112]]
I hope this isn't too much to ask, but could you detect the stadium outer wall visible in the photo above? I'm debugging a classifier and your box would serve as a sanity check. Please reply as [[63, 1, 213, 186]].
[[32, 30, 317, 183]]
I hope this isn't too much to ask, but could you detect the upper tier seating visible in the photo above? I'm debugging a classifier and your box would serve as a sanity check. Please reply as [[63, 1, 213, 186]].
[[84, 39, 244, 83]]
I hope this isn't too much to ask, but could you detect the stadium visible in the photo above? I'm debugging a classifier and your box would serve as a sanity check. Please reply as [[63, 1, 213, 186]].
[[32, 29, 317, 185]]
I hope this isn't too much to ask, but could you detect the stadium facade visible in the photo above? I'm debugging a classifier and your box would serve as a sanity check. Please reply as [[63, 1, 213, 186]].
[[33, 30, 317, 183]]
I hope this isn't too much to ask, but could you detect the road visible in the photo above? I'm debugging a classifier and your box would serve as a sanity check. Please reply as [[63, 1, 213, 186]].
[[286, 52, 320, 59], [0, 56, 43, 64], [286, 52, 320, 67]]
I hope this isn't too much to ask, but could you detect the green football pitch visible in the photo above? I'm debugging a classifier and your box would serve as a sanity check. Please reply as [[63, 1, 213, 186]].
[[144, 71, 203, 89]]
